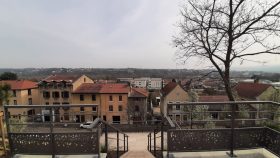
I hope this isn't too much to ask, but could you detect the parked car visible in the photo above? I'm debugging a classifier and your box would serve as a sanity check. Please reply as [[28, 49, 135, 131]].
[[80, 121, 93, 129]]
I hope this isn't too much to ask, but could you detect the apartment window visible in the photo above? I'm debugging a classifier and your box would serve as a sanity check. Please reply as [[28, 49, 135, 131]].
[[92, 106, 97, 112], [13, 90, 16, 97], [109, 95, 113, 101], [28, 98, 32, 105], [80, 94, 84, 101], [61, 91, 69, 98], [175, 105, 181, 110], [109, 105, 113, 111], [43, 91, 50, 98], [135, 105, 139, 112], [119, 95, 122, 101], [62, 102, 69, 105], [28, 89, 32, 95], [80, 107, 84, 112], [118, 105, 123, 111], [13, 100, 17, 105], [52, 91, 60, 98], [92, 94, 96, 101], [45, 102, 49, 105]]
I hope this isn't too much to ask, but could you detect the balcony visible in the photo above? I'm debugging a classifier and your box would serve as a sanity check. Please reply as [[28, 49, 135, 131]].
[[148, 101, 280, 158]]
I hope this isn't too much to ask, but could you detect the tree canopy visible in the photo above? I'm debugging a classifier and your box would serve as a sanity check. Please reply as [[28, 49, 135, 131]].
[[0, 72, 18, 80]]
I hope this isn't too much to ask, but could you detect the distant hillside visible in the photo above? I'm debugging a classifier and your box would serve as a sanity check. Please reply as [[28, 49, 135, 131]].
[[0, 68, 279, 81]]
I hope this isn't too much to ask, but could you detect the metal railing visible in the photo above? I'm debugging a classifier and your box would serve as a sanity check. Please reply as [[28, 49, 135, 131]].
[[4, 104, 129, 158], [101, 119, 129, 158], [166, 101, 280, 157]]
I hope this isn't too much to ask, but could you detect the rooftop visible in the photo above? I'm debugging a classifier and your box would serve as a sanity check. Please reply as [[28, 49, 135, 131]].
[[0, 80, 37, 90]]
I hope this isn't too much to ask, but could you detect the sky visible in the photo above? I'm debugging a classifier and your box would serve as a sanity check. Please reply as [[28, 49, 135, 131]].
[[0, 0, 279, 70]]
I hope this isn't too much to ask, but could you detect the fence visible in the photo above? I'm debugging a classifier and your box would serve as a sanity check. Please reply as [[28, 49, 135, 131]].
[[4, 104, 129, 158]]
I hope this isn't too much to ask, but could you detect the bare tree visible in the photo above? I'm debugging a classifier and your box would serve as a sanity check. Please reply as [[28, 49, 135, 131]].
[[174, 0, 280, 101]]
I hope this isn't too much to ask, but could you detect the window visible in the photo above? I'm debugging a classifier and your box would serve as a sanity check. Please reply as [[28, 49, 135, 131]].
[[118, 105, 123, 111], [119, 95, 122, 101], [84, 78, 86, 82], [109, 105, 113, 111], [176, 105, 181, 110], [92, 106, 97, 112], [45, 102, 49, 105], [109, 95, 113, 101], [13, 90, 16, 97], [43, 91, 50, 98], [183, 115, 188, 121], [52, 91, 60, 98], [28, 89, 32, 95], [61, 91, 69, 98], [13, 100, 17, 105], [28, 98, 32, 105], [80, 107, 84, 111], [80, 94, 84, 101], [92, 94, 96, 101], [135, 105, 139, 112]]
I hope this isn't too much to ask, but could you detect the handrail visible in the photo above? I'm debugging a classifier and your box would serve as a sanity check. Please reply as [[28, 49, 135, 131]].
[[167, 101, 280, 106]]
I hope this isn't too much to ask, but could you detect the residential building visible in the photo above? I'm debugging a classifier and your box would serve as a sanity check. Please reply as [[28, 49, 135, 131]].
[[0, 80, 39, 117], [128, 88, 148, 124], [72, 83, 101, 122], [147, 78, 163, 90], [234, 82, 275, 101], [37, 74, 94, 122], [99, 84, 130, 124], [133, 78, 148, 88], [73, 83, 130, 124], [160, 82, 189, 121]]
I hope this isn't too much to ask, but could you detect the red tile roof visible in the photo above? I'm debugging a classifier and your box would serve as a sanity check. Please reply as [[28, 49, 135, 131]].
[[234, 82, 271, 99], [73, 83, 129, 94], [129, 88, 148, 98], [99, 84, 129, 94], [73, 83, 102, 93], [43, 75, 81, 82], [161, 82, 179, 96], [199, 95, 229, 102], [0, 80, 37, 90]]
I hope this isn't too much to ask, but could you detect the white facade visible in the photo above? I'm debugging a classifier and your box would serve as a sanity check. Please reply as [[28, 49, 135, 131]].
[[148, 78, 163, 90]]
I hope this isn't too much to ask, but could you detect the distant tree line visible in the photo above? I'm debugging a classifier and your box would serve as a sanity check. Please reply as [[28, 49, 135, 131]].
[[0, 72, 18, 80]]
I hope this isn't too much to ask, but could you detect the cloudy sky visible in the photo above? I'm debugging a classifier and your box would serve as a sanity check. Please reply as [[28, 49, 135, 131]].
[[0, 0, 279, 70]]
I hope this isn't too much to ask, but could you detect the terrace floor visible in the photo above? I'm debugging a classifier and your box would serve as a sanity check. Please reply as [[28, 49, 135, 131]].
[[164, 148, 278, 158]]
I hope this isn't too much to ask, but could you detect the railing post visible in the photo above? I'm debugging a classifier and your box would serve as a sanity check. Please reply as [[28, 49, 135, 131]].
[[161, 121, 164, 158], [4, 107, 13, 156], [147, 134, 150, 151], [154, 129, 156, 156], [117, 131, 119, 158], [105, 124, 108, 153], [227, 104, 237, 157], [149, 133, 151, 152], [126, 135, 128, 151], [50, 107, 55, 158], [124, 134, 125, 153]]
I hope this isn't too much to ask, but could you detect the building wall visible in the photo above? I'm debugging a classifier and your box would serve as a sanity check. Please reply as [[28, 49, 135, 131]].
[[127, 97, 147, 123], [160, 85, 189, 117], [100, 94, 128, 124], [148, 79, 162, 90], [72, 75, 94, 91], [8, 88, 39, 116], [71, 93, 101, 122]]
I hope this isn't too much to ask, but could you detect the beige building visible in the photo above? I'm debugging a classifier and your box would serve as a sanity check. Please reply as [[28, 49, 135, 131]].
[[160, 82, 189, 121], [37, 74, 94, 122], [73, 83, 130, 124], [0, 80, 39, 117]]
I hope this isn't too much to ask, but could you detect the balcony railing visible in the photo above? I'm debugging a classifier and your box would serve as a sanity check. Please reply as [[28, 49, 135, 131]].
[[147, 101, 280, 158], [4, 104, 129, 158]]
